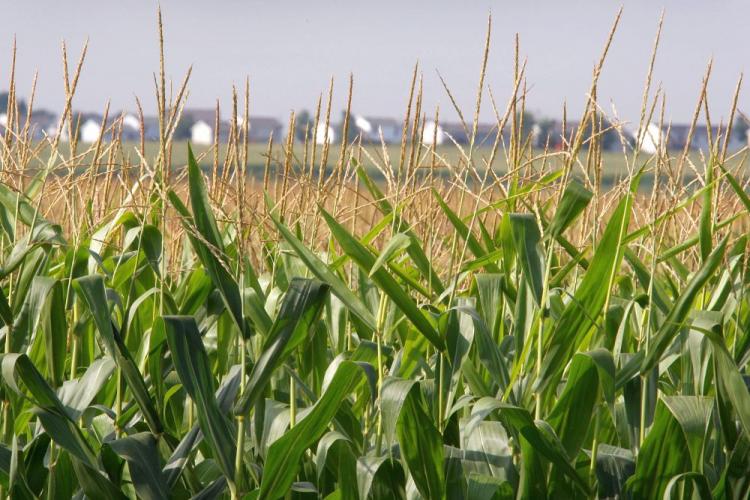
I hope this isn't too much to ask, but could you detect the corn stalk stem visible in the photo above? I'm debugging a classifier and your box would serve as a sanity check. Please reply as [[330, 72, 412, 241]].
[[374, 290, 388, 454]]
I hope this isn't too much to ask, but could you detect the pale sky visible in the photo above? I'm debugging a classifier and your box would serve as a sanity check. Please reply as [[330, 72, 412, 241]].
[[2, 1, 748, 127]]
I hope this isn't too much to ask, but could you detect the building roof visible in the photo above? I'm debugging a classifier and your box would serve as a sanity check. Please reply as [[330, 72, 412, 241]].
[[247, 116, 282, 129], [360, 116, 401, 128], [438, 121, 500, 144], [182, 108, 219, 125]]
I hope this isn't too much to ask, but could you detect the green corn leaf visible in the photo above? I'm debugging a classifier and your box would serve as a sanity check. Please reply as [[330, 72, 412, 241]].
[[315, 432, 357, 500], [109, 432, 169, 500], [1, 353, 96, 467], [168, 144, 246, 337], [432, 188, 501, 273], [74, 274, 163, 434], [259, 359, 373, 499], [161, 316, 235, 481], [356, 163, 445, 295], [593, 445, 634, 499], [369, 233, 411, 277], [1, 353, 125, 498], [0, 221, 63, 280], [615, 238, 728, 388], [719, 163, 750, 214], [266, 197, 376, 332], [0, 182, 64, 239], [160, 315, 236, 484], [356, 455, 405, 500], [465, 398, 590, 495], [70, 459, 128, 500], [509, 213, 544, 305], [699, 159, 714, 263], [12, 277, 67, 385], [537, 183, 634, 391], [381, 378, 445, 500], [320, 207, 444, 350], [234, 278, 330, 416], [57, 357, 116, 419], [639, 236, 726, 375], [626, 399, 698, 498], [163, 365, 242, 488], [690, 312, 750, 441], [546, 180, 593, 240], [547, 351, 606, 458]]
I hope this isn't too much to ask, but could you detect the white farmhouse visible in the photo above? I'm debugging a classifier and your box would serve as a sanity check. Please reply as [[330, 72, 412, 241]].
[[314, 123, 336, 145], [191, 120, 214, 145], [354, 115, 372, 135], [180, 109, 229, 144], [636, 122, 663, 154], [80, 119, 103, 143], [118, 112, 160, 142], [422, 120, 445, 145], [353, 115, 401, 144], [122, 113, 140, 131], [120, 113, 141, 142], [238, 116, 283, 143]]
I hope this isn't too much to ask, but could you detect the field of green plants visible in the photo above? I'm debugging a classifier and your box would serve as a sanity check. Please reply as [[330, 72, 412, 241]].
[[28, 142, 646, 182], [1, 10, 750, 500]]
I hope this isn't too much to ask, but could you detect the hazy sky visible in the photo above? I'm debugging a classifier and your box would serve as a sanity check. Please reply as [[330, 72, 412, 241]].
[[2, 1, 748, 127]]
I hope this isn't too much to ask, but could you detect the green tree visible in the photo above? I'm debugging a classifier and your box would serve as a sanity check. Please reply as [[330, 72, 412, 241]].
[[173, 116, 194, 140], [337, 110, 356, 144], [533, 117, 556, 148], [514, 110, 536, 141], [294, 109, 312, 142], [0, 92, 28, 118], [734, 114, 749, 144]]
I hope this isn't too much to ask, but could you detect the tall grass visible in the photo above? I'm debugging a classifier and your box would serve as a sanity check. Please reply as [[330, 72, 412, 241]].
[[0, 8, 749, 499]]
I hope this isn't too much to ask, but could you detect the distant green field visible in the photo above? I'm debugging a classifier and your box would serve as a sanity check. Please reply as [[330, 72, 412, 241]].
[[22, 140, 723, 189]]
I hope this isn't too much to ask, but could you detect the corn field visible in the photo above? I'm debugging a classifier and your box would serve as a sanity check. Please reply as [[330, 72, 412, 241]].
[[1, 10, 750, 500]]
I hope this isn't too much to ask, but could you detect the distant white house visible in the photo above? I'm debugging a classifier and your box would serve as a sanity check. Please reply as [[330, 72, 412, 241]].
[[691, 124, 746, 151], [2, 110, 60, 141], [636, 123, 663, 154], [314, 123, 336, 145], [80, 119, 103, 143], [191, 120, 214, 145], [422, 120, 445, 145], [27, 110, 58, 140], [46, 124, 64, 141], [354, 115, 372, 135], [120, 112, 160, 142], [120, 113, 141, 142], [353, 115, 401, 144], [122, 113, 140, 131], [183, 109, 279, 144], [181, 109, 231, 144], [690, 126, 712, 152], [634, 122, 748, 153]]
